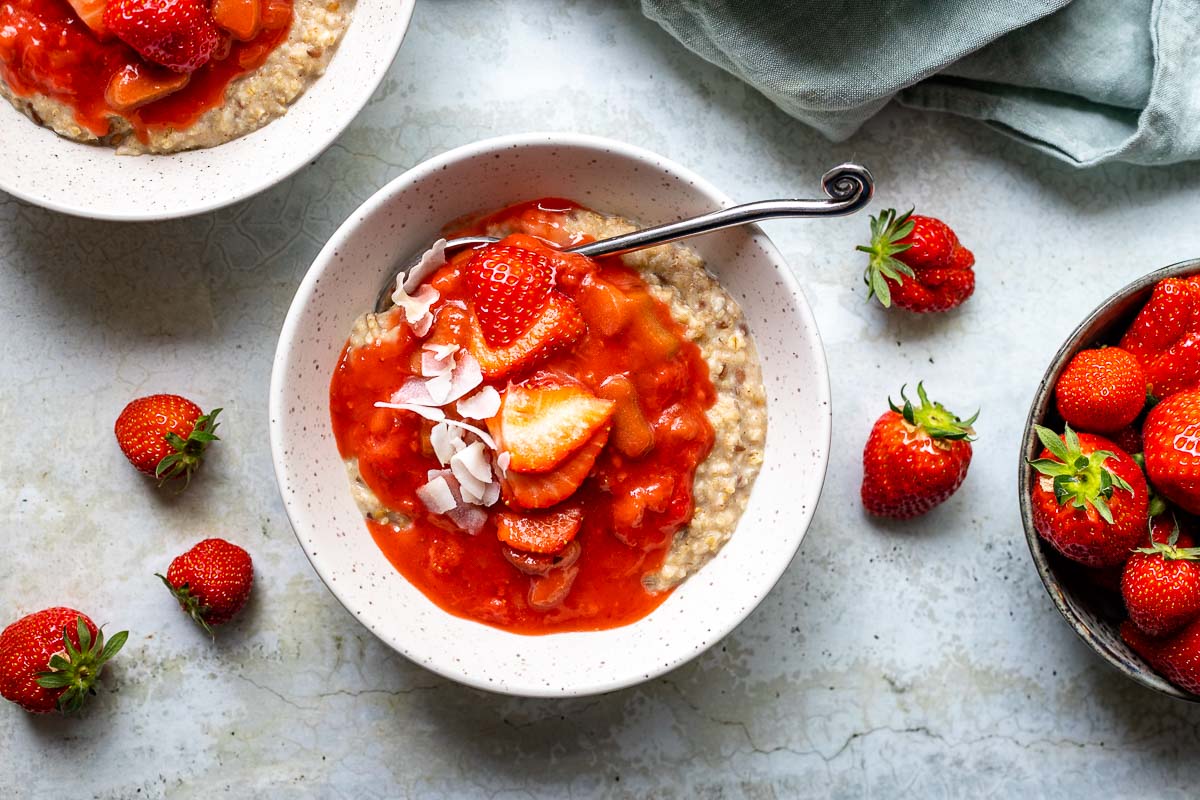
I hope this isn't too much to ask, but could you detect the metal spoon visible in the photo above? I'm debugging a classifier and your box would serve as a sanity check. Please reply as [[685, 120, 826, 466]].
[[375, 162, 874, 313]]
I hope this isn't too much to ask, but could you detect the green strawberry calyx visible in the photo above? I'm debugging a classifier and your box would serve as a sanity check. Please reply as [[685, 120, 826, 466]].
[[857, 207, 916, 308], [34, 616, 129, 714], [156, 407, 223, 488], [1134, 518, 1200, 561], [889, 382, 978, 442], [157, 574, 215, 637], [1029, 424, 1133, 525]]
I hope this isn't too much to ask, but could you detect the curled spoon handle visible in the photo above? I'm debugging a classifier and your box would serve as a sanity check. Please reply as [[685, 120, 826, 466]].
[[568, 163, 874, 259]]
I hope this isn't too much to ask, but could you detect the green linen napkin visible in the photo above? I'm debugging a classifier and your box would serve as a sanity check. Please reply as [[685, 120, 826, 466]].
[[642, 0, 1199, 166]]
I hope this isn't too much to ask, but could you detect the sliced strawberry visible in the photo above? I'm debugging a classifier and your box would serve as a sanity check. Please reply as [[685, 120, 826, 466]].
[[491, 382, 614, 473], [528, 565, 580, 611], [211, 0, 261, 40], [466, 245, 554, 346], [496, 506, 583, 554], [67, 0, 111, 37], [468, 293, 585, 381], [502, 422, 611, 510], [104, 63, 189, 111]]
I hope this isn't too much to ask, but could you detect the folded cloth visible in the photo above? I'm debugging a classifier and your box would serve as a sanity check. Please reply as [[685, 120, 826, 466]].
[[641, 0, 1200, 166]]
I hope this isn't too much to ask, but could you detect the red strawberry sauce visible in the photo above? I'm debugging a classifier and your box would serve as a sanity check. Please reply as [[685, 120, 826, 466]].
[[0, 0, 293, 143], [329, 200, 718, 634]]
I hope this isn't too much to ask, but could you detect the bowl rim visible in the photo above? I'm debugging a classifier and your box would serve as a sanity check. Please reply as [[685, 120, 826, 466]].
[[268, 131, 833, 696], [0, 0, 415, 222], [1018, 256, 1200, 703]]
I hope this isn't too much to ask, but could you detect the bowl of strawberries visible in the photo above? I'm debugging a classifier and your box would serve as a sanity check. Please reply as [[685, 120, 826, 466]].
[[1021, 258, 1200, 701]]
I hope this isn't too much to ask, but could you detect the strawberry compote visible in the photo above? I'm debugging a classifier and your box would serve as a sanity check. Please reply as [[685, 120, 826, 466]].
[[0, 0, 293, 146], [329, 200, 721, 635]]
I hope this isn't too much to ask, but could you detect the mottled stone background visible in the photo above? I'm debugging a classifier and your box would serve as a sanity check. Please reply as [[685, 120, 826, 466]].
[[3, 1, 1200, 797]]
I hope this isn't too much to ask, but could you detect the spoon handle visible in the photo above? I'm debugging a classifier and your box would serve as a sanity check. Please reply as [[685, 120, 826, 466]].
[[567, 163, 873, 259]]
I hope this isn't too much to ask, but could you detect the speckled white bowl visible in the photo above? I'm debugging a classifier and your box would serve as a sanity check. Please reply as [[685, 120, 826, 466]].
[[270, 133, 833, 697], [0, 0, 413, 221]]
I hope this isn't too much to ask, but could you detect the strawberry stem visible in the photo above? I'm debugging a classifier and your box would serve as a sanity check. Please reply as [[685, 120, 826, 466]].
[[34, 616, 128, 714], [857, 207, 916, 308], [157, 574, 214, 637], [888, 382, 977, 441], [155, 407, 222, 489], [1029, 424, 1133, 525]]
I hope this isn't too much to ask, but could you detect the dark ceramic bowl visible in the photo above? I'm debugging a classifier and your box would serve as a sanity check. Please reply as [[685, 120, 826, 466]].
[[1019, 257, 1200, 702]]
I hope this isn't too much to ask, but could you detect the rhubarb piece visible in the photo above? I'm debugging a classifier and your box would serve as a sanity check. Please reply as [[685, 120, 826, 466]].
[[212, 0, 261, 40], [576, 273, 635, 336], [66, 0, 111, 37], [501, 540, 581, 576], [104, 64, 190, 111], [597, 374, 654, 458], [528, 565, 580, 611]]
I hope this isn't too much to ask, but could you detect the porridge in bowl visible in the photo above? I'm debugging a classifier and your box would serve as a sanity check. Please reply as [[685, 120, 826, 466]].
[[328, 199, 767, 634], [0, 0, 352, 154]]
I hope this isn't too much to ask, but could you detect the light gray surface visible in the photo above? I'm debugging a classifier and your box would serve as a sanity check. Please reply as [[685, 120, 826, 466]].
[[2, 1, 1200, 797]]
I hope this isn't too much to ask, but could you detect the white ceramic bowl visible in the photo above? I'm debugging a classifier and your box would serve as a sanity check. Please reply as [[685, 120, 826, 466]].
[[0, 0, 413, 221], [270, 133, 833, 697]]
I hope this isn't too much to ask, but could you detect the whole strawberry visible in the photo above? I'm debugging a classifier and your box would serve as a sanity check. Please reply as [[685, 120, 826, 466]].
[[0, 608, 127, 714], [1029, 425, 1149, 567], [1142, 388, 1200, 514], [1121, 517, 1200, 636], [104, 0, 221, 73], [115, 394, 221, 487], [1118, 276, 1200, 398], [158, 538, 253, 634], [859, 208, 975, 313], [1122, 617, 1200, 695], [1054, 347, 1146, 433], [861, 383, 977, 519]]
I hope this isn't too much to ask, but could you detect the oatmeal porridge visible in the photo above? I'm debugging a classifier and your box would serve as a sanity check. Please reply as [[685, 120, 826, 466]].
[[328, 199, 767, 633]]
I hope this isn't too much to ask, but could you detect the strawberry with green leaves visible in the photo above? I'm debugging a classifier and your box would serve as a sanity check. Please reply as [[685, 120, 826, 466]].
[[1121, 517, 1200, 636], [158, 539, 254, 635], [861, 383, 977, 519], [858, 208, 975, 313], [0, 608, 127, 714], [115, 394, 222, 488], [1029, 425, 1149, 567]]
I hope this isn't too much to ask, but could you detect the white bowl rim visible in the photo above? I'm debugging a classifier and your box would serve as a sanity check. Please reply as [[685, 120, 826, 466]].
[[0, 1, 414, 222], [269, 131, 833, 696]]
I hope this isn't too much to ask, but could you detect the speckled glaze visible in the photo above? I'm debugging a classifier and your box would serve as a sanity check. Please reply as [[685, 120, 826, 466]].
[[269, 133, 833, 697], [0, 0, 414, 222], [1020, 258, 1200, 703]]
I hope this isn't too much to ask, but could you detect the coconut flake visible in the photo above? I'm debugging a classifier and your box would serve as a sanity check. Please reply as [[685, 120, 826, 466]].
[[424, 342, 460, 360], [430, 422, 465, 466], [456, 386, 501, 420], [497, 451, 511, 473], [391, 378, 436, 406], [453, 442, 494, 485], [438, 417, 498, 450], [374, 401, 446, 422], [415, 475, 456, 514], [481, 480, 501, 507], [392, 281, 440, 332], [425, 371, 454, 405], [401, 239, 448, 294]]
